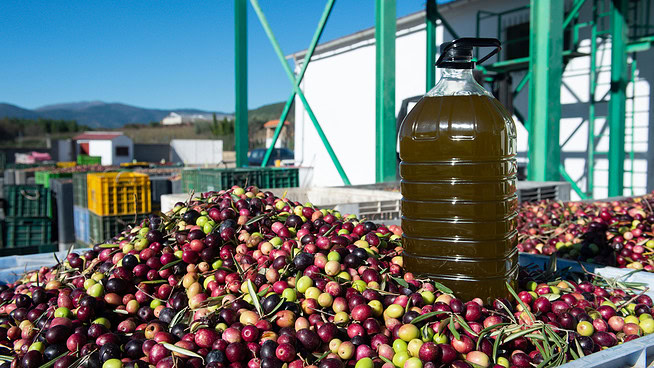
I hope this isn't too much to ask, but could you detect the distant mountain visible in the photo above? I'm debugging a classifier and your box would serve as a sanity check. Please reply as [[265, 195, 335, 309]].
[[0, 101, 232, 128], [0, 103, 40, 120]]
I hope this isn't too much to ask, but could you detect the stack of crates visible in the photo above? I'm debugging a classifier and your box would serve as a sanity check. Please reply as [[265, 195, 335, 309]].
[[2, 184, 55, 255], [73, 171, 96, 246], [86, 172, 151, 244]]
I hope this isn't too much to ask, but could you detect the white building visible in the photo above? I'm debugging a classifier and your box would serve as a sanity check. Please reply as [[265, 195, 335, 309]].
[[161, 112, 217, 125], [73, 132, 134, 165], [289, 0, 654, 199], [162, 112, 183, 125]]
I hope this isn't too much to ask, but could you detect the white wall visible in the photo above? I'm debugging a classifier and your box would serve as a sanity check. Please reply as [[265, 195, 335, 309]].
[[171, 139, 223, 165], [294, 0, 654, 199], [86, 135, 134, 165], [294, 25, 427, 187], [88, 140, 113, 166]]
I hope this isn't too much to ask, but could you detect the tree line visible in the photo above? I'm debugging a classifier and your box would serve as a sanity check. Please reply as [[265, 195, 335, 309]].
[[0, 117, 88, 141]]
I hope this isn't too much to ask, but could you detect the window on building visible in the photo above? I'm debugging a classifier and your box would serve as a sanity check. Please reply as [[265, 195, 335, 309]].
[[115, 146, 129, 156]]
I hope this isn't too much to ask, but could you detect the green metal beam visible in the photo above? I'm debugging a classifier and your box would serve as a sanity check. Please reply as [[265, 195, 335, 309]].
[[261, 0, 335, 167], [234, 0, 248, 167], [249, 0, 351, 185], [426, 0, 437, 92], [559, 164, 589, 199], [608, 0, 628, 196], [375, 0, 396, 183], [588, 0, 598, 197], [527, 0, 563, 181], [562, 0, 586, 29]]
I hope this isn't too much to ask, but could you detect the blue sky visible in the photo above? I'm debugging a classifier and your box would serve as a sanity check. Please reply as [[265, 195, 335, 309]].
[[0, 1, 427, 112]]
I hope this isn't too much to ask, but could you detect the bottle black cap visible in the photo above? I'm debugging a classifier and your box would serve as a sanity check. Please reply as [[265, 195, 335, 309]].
[[436, 38, 501, 69]]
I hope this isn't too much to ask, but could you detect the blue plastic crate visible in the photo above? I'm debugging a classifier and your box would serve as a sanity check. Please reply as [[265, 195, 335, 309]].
[[73, 205, 90, 245]]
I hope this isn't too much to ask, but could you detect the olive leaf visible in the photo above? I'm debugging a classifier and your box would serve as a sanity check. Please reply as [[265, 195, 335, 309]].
[[169, 307, 189, 332], [159, 259, 181, 271], [391, 276, 409, 288], [409, 311, 448, 325], [432, 281, 453, 294], [37, 351, 70, 368], [98, 244, 120, 248], [314, 351, 330, 363], [323, 224, 338, 237], [379, 356, 394, 366], [141, 279, 167, 285], [247, 279, 264, 317], [246, 214, 268, 226], [448, 317, 461, 340], [162, 342, 204, 362]]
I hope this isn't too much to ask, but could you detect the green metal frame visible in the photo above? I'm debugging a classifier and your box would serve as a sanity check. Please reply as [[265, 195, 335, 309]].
[[587, 0, 599, 196], [527, 0, 563, 182], [234, 0, 248, 167], [261, 0, 335, 167], [473, 0, 654, 198], [426, 0, 437, 92], [608, 0, 628, 196], [248, 0, 351, 185], [375, 0, 396, 183]]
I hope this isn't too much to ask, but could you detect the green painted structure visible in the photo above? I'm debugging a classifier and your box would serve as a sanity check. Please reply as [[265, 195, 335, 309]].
[[233, 0, 654, 193], [375, 0, 397, 183]]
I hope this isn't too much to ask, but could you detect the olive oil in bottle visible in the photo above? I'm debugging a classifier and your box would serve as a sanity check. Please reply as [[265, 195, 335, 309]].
[[399, 38, 518, 303]]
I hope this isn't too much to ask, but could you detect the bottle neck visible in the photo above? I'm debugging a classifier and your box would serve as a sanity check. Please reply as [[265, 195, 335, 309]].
[[426, 67, 492, 97]]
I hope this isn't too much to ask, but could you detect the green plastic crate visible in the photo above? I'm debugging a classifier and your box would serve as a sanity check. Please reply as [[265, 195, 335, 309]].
[[73, 173, 88, 207], [183, 168, 275, 193], [77, 155, 102, 165], [3, 185, 52, 218], [0, 243, 57, 257], [4, 218, 53, 246], [6, 163, 44, 170], [260, 168, 299, 189], [88, 212, 146, 244], [181, 168, 200, 193], [35, 171, 73, 188]]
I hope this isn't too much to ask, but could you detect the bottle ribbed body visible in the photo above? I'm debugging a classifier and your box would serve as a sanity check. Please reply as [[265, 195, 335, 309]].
[[399, 94, 518, 303]]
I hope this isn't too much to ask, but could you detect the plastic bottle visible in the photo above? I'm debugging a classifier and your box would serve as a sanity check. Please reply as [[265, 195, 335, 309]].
[[399, 38, 518, 302]]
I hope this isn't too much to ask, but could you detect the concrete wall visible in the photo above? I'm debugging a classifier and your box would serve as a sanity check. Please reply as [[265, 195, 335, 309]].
[[293, 0, 654, 199]]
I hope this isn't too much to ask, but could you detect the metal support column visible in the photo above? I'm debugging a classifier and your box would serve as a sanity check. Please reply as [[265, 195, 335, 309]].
[[375, 0, 396, 183], [527, 0, 563, 181], [426, 0, 437, 92], [608, 0, 628, 196], [234, 0, 248, 167], [587, 0, 598, 196]]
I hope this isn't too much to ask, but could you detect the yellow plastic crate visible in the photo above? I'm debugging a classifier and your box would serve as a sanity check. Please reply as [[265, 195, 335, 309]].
[[120, 162, 149, 168], [56, 161, 77, 168], [87, 172, 151, 216]]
